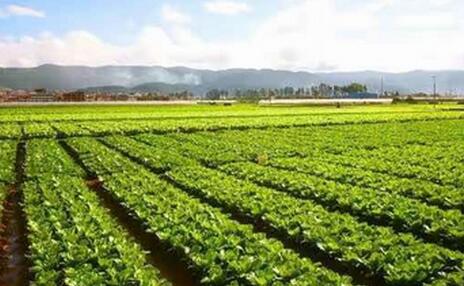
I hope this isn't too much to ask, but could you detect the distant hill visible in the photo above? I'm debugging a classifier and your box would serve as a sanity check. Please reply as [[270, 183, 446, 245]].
[[0, 64, 463, 95], [81, 85, 129, 93], [132, 82, 197, 93], [80, 82, 199, 94]]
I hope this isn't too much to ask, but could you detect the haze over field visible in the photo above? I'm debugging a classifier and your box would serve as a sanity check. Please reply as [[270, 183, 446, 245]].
[[1, 65, 464, 94]]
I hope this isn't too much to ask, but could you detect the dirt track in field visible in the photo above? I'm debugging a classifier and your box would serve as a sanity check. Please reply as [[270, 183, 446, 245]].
[[0, 142, 30, 286]]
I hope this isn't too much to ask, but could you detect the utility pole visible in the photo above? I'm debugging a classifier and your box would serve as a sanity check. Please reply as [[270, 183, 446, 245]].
[[432, 75, 437, 108], [432, 75, 437, 99], [380, 76, 384, 98]]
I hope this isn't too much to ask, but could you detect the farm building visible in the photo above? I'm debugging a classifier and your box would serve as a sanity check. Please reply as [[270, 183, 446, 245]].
[[344, 92, 379, 99]]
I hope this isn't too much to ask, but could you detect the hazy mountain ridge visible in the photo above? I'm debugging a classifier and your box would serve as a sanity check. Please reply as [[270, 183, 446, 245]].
[[1, 64, 463, 95]]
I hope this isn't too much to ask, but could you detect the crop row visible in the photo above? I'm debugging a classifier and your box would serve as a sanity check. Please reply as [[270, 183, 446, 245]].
[[268, 157, 464, 212], [154, 128, 464, 212], [25, 139, 86, 179], [66, 113, 418, 137], [101, 135, 464, 285], [24, 140, 169, 285], [1, 110, 463, 139], [0, 104, 360, 123], [335, 143, 464, 171], [0, 140, 17, 184], [0, 124, 22, 139], [142, 123, 464, 211], [251, 120, 464, 183], [67, 137, 353, 285], [169, 165, 464, 286], [23, 123, 57, 139], [315, 148, 464, 188], [0, 140, 17, 223], [145, 119, 463, 173], [217, 121, 464, 169], [210, 125, 464, 191], [266, 119, 464, 150], [86, 112, 464, 136], [247, 124, 464, 188], [51, 122, 92, 137], [0, 104, 455, 123], [129, 135, 464, 249], [219, 162, 464, 251], [428, 264, 464, 286]]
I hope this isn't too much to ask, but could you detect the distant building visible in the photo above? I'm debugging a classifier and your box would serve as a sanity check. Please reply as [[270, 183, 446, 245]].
[[113, 94, 129, 101], [29, 89, 55, 102], [0, 90, 7, 102], [58, 91, 86, 102], [344, 92, 378, 99], [95, 93, 113, 101], [8, 90, 32, 102]]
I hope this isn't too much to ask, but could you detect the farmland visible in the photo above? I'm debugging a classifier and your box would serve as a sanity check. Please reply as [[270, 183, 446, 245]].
[[0, 103, 463, 286]]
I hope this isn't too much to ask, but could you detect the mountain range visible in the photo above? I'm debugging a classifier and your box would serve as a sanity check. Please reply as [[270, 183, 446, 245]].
[[1, 64, 463, 95]]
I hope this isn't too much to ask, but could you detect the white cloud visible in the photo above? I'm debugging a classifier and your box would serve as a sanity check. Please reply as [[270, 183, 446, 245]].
[[365, 0, 394, 12], [429, 0, 455, 7], [0, 0, 463, 71], [0, 31, 116, 67], [203, 1, 251, 15], [161, 4, 190, 25], [0, 5, 45, 18], [396, 13, 458, 30]]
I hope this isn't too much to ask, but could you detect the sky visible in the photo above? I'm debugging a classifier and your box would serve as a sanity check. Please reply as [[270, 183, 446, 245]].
[[0, 0, 463, 72]]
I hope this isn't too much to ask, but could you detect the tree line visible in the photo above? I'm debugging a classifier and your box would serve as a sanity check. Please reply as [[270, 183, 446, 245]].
[[205, 83, 370, 101]]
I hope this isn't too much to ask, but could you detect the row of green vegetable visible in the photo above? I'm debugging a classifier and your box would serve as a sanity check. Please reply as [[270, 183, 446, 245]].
[[169, 165, 464, 286], [191, 120, 464, 176], [330, 143, 464, 171], [249, 122, 464, 187], [152, 119, 462, 170], [0, 140, 17, 184], [265, 119, 464, 150], [312, 148, 464, 188], [24, 139, 169, 285], [155, 128, 464, 212], [267, 156, 464, 212], [67, 137, 353, 285], [128, 133, 464, 250], [101, 134, 464, 285], [0, 104, 454, 123], [219, 162, 464, 251], [0, 140, 17, 224], [0, 124, 22, 139], [1, 110, 463, 139], [148, 122, 464, 210]]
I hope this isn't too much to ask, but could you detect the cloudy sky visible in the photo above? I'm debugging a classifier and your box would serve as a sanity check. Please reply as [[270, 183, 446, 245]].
[[0, 0, 463, 71]]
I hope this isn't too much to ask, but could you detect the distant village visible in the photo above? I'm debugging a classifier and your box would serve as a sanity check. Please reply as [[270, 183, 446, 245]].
[[0, 88, 194, 103], [0, 83, 447, 103]]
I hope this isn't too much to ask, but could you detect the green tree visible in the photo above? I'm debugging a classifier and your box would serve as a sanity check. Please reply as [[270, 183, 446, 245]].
[[341, 83, 367, 93]]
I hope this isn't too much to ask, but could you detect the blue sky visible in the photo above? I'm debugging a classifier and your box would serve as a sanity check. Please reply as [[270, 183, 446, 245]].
[[1, 0, 463, 71], [0, 0, 280, 43]]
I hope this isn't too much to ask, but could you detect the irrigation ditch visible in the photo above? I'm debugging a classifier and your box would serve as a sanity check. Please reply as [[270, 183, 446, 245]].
[[0, 141, 31, 286]]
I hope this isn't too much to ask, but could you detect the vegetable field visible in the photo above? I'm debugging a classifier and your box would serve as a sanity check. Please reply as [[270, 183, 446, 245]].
[[0, 104, 463, 286]]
